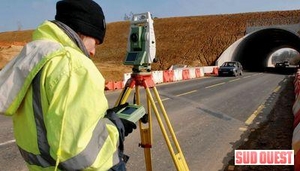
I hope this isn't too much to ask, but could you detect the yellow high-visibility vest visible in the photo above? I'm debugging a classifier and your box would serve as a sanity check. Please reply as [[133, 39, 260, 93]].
[[0, 21, 120, 171]]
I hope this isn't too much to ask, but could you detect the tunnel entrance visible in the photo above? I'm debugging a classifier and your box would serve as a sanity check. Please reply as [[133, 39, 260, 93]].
[[233, 28, 300, 71]]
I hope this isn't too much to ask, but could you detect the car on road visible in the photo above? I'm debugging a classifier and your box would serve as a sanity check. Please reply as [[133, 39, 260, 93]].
[[275, 61, 289, 68], [218, 61, 243, 77]]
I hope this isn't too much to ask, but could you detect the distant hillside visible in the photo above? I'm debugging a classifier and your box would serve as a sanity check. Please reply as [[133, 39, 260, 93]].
[[1, 10, 300, 72]]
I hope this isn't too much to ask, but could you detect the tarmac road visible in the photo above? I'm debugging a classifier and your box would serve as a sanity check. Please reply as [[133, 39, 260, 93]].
[[0, 71, 290, 171]]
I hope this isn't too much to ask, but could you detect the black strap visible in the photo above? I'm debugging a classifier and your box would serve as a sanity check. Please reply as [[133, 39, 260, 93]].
[[105, 109, 129, 170]]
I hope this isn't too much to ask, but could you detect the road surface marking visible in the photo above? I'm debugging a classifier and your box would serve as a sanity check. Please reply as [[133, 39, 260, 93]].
[[245, 104, 265, 125], [273, 86, 281, 93], [243, 75, 251, 79], [229, 78, 240, 82], [239, 127, 247, 131], [0, 139, 16, 147], [253, 73, 262, 76], [205, 82, 225, 89], [161, 98, 170, 101], [176, 90, 197, 97]]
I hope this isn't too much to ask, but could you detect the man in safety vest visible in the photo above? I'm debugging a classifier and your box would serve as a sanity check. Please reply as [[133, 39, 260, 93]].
[[0, 0, 136, 170]]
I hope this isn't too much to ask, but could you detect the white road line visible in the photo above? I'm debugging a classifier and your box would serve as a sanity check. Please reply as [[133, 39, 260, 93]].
[[229, 78, 240, 82], [0, 139, 16, 146], [243, 75, 252, 79], [252, 73, 263, 76], [205, 82, 225, 89], [176, 90, 197, 97], [161, 98, 170, 101]]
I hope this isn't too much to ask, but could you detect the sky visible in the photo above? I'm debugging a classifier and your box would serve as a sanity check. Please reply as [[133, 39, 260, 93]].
[[1, 0, 300, 32]]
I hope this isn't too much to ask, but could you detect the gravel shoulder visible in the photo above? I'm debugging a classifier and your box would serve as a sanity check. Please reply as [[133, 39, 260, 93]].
[[223, 74, 295, 171]]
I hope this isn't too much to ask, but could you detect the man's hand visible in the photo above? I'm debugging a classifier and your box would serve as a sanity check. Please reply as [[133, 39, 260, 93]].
[[106, 102, 137, 136], [120, 118, 137, 136]]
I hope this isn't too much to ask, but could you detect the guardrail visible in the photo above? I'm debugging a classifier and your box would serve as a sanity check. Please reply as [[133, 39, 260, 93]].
[[104, 66, 219, 91]]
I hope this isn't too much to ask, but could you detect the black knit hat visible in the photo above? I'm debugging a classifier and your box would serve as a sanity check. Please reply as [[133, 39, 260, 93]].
[[55, 0, 106, 44]]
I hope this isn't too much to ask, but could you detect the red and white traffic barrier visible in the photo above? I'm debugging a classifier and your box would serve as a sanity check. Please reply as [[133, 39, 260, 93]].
[[293, 69, 300, 170]]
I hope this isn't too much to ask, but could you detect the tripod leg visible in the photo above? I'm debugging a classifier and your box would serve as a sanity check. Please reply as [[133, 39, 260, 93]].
[[115, 83, 133, 106], [145, 87, 189, 171], [116, 83, 153, 171], [136, 86, 153, 171]]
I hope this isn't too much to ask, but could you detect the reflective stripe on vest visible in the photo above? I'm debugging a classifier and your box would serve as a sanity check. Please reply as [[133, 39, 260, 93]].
[[18, 71, 112, 170], [18, 71, 56, 168]]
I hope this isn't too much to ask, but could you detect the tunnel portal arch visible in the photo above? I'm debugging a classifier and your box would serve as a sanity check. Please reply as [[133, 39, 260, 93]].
[[216, 28, 300, 71]]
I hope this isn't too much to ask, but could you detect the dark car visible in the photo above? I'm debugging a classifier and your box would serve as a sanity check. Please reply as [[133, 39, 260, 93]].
[[218, 61, 243, 76], [275, 61, 289, 68]]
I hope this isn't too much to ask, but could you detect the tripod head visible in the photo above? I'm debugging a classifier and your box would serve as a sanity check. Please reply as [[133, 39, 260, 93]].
[[123, 12, 157, 73]]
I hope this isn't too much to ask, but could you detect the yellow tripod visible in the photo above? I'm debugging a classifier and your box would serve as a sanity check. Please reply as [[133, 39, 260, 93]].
[[115, 72, 189, 171]]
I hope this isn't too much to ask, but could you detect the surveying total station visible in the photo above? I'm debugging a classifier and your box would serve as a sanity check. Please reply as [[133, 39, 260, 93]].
[[123, 12, 157, 72], [115, 12, 189, 171]]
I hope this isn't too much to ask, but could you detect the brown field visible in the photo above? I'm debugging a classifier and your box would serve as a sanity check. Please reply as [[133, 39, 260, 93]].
[[0, 10, 300, 81]]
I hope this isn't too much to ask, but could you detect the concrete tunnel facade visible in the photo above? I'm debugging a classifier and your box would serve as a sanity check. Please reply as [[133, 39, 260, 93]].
[[216, 27, 300, 71]]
